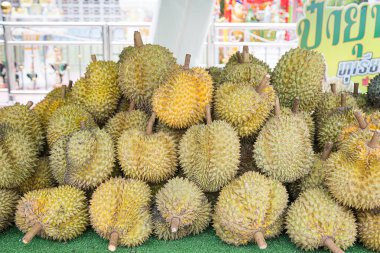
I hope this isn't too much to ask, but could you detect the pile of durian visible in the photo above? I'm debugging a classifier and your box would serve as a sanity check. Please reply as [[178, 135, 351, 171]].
[[1, 31, 380, 253]]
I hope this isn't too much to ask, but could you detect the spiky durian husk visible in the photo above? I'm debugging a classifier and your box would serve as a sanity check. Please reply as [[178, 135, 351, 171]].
[[317, 108, 356, 150], [368, 74, 380, 108], [207, 66, 223, 87], [282, 108, 315, 141], [50, 128, 114, 190], [272, 48, 325, 112], [72, 63, 121, 123], [117, 46, 135, 64], [152, 67, 213, 129], [339, 111, 380, 143], [18, 157, 55, 193], [213, 171, 288, 246], [296, 154, 326, 193], [0, 189, 19, 232], [155, 121, 186, 145], [358, 209, 380, 251], [220, 62, 268, 87], [0, 103, 44, 152], [90, 178, 152, 247], [117, 129, 177, 183], [179, 120, 240, 192], [286, 188, 357, 251], [153, 177, 211, 240], [47, 104, 97, 146], [104, 110, 148, 144], [225, 52, 271, 73], [254, 114, 314, 183], [118, 44, 177, 107], [214, 82, 275, 137], [15, 185, 88, 241], [0, 127, 38, 189]]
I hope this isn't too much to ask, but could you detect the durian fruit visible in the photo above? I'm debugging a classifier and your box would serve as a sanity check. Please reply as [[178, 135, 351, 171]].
[[213, 171, 288, 249], [33, 82, 72, 131], [90, 177, 152, 251], [0, 189, 19, 232], [214, 74, 276, 137], [225, 46, 271, 73], [18, 157, 55, 193], [0, 101, 44, 152], [326, 130, 380, 209], [153, 177, 211, 240], [155, 121, 186, 145], [358, 209, 380, 251], [272, 47, 325, 112], [117, 45, 134, 64], [0, 126, 38, 189], [119, 31, 177, 108], [179, 106, 240, 192], [47, 104, 97, 146], [104, 104, 149, 144], [220, 47, 269, 87], [254, 98, 314, 183], [50, 122, 114, 190], [72, 55, 121, 123], [152, 54, 213, 129], [118, 113, 177, 183], [368, 74, 380, 108], [16, 185, 88, 243], [285, 188, 357, 252]]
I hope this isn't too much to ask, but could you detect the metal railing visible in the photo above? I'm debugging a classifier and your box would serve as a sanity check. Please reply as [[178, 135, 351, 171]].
[[0, 21, 298, 103]]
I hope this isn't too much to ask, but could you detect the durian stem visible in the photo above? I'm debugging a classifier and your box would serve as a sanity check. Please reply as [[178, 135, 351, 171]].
[[367, 131, 380, 149], [255, 74, 270, 94], [340, 93, 347, 107], [292, 97, 300, 114], [183, 54, 191, 70], [323, 237, 344, 253], [128, 100, 135, 112], [170, 217, 181, 233], [91, 54, 97, 62], [108, 232, 119, 252], [274, 97, 281, 117], [353, 83, 359, 97], [61, 85, 67, 99], [22, 223, 42, 244], [236, 51, 243, 64], [26, 101, 33, 109], [242, 49, 250, 63], [353, 111, 367, 130], [205, 105, 212, 125], [243, 45, 249, 54], [80, 121, 86, 130], [330, 83, 337, 94], [146, 113, 156, 135], [321, 142, 333, 161], [68, 80, 73, 90], [253, 231, 267, 250], [134, 31, 143, 48]]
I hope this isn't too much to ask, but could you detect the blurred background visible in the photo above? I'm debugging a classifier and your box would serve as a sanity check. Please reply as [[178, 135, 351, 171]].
[[0, 0, 373, 104]]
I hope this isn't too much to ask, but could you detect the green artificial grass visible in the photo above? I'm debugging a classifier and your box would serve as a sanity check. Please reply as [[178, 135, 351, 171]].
[[0, 226, 373, 253]]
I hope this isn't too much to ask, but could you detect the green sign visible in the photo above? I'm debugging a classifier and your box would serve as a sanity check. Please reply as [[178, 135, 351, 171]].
[[297, 0, 380, 89]]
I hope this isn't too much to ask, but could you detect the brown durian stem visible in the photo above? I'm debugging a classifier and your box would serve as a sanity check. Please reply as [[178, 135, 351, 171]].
[[255, 74, 270, 94], [128, 100, 135, 112], [91, 54, 97, 62], [274, 97, 281, 117], [80, 121, 86, 130], [183, 54, 191, 70], [253, 231, 267, 249], [353, 111, 367, 129], [367, 131, 380, 149], [243, 45, 249, 54], [205, 105, 212, 125], [236, 51, 243, 64], [323, 237, 344, 253], [146, 113, 156, 135], [292, 97, 300, 114], [242, 49, 250, 63], [61, 85, 67, 98], [108, 232, 119, 252], [26, 101, 33, 109], [170, 217, 181, 233], [341, 93, 347, 107], [321, 142, 334, 161], [68, 80, 73, 90], [353, 83, 359, 97], [134, 31, 143, 48], [330, 83, 337, 94], [22, 223, 42, 244]]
